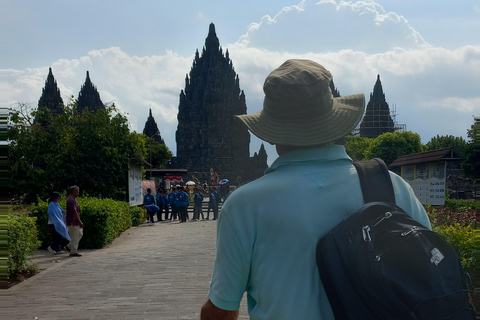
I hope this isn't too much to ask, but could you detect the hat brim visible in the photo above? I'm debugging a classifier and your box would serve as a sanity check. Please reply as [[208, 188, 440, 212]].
[[236, 93, 365, 146]]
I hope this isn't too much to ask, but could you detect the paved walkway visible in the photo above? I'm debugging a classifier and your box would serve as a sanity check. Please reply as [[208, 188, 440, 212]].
[[2, 219, 248, 320]]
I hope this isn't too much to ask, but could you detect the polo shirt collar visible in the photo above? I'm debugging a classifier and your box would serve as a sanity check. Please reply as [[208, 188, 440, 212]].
[[265, 145, 352, 174]]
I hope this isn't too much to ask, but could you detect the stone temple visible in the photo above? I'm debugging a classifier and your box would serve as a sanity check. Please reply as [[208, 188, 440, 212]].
[[359, 75, 395, 138], [168, 23, 267, 182]]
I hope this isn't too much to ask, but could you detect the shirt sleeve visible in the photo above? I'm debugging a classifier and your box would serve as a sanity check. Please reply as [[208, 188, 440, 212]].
[[208, 212, 250, 311]]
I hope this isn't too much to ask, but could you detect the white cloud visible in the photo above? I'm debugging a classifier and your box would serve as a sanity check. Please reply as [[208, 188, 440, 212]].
[[2, 0, 480, 158], [236, 0, 428, 54], [427, 97, 480, 113]]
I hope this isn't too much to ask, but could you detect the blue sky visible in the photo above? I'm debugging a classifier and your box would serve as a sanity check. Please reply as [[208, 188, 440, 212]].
[[2, 0, 479, 163]]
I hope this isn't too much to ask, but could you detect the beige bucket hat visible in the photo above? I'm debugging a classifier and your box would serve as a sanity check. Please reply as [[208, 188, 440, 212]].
[[236, 59, 365, 146]]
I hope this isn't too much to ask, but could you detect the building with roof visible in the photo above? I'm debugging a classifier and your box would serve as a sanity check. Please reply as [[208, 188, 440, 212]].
[[389, 147, 473, 203]]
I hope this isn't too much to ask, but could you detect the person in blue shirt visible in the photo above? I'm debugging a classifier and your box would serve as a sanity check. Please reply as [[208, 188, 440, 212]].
[[168, 187, 178, 220], [176, 186, 190, 223], [163, 190, 170, 220], [47, 191, 71, 254], [200, 59, 431, 320], [142, 204, 159, 226], [193, 188, 205, 221], [206, 189, 216, 220], [155, 187, 165, 222], [143, 188, 155, 206]]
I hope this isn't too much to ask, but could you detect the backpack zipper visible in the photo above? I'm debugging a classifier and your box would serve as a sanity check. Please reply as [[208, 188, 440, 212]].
[[362, 211, 393, 242], [374, 226, 420, 261]]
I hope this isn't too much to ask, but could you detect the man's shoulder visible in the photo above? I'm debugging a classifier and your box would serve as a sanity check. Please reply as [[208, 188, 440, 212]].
[[223, 176, 272, 204], [66, 195, 76, 206]]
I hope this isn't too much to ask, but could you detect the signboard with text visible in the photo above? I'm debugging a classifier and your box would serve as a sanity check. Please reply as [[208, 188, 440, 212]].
[[401, 161, 446, 206], [128, 162, 143, 207]]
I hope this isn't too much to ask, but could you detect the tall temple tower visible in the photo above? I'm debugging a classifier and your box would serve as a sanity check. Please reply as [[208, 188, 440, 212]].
[[359, 75, 395, 138], [76, 71, 105, 113], [38, 67, 64, 117], [143, 108, 165, 144], [171, 23, 257, 179]]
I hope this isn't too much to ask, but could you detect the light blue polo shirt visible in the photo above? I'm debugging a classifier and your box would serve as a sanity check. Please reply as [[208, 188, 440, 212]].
[[207, 145, 430, 320]]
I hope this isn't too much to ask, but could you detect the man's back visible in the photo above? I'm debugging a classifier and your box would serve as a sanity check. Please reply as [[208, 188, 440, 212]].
[[143, 193, 155, 205], [208, 145, 429, 319]]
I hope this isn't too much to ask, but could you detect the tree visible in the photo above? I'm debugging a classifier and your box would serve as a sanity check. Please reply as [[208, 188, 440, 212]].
[[9, 103, 70, 202], [68, 104, 146, 199], [344, 136, 373, 161], [365, 131, 424, 166], [462, 120, 480, 179], [426, 135, 468, 155], [8, 98, 152, 202], [145, 136, 172, 169]]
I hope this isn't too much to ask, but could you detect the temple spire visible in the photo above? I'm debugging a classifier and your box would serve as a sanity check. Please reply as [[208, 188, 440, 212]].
[[143, 108, 164, 144], [37, 67, 64, 123], [359, 74, 395, 138], [76, 71, 105, 113], [205, 22, 220, 52]]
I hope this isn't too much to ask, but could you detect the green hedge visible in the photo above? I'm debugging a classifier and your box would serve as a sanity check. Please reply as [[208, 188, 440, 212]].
[[130, 206, 145, 227], [444, 199, 480, 210], [434, 224, 475, 272], [7, 213, 40, 278], [426, 206, 476, 273], [30, 198, 146, 249]]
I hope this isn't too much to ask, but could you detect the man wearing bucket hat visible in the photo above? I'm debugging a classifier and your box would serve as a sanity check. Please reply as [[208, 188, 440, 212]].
[[200, 59, 430, 319]]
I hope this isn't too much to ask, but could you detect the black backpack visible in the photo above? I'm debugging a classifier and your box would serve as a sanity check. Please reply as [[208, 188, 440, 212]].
[[316, 158, 475, 320]]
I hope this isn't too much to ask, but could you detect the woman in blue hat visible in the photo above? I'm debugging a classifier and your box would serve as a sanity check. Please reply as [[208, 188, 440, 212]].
[[47, 191, 71, 254]]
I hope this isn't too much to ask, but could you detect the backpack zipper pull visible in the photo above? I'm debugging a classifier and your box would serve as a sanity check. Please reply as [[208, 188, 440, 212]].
[[401, 226, 419, 236], [372, 211, 392, 227], [362, 226, 371, 242]]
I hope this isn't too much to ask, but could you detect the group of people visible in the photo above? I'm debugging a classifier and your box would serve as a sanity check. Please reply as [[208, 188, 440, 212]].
[[142, 185, 220, 226], [47, 185, 83, 257]]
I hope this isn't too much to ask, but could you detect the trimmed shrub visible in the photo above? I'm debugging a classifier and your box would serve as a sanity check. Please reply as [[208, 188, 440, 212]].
[[445, 199, 480, 210], [130, 206, 145, 226], [7, 213, 41, 278], [29, 202, 50, 249], [79, 198, 132, 248], [30, 198, 137, 249], [426, 206, 476, 273], [434, 224, 475, 273]]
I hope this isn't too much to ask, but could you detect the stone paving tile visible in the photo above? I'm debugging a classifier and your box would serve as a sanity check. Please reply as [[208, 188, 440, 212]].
[[3, 219, 248, 319]]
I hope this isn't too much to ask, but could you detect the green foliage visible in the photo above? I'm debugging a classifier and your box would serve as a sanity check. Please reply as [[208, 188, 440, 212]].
[[130, 206, 145, 226], [426, 205, 476, 228], [444, 199, 480, 210], [8, 99, 166, 202], [344, 136, 373, 161], [425, 135, 468, 155], [365, 131, 424, 166], [426, 205, 476, 273], [7, 213, 41, 278], [29, 202, 50, 248], [462, 121, 480, 179], [434, 224, 475, 272], [145, 136, 173, 169], [79, 198, 132, 248], [30, 198, 139, 249]]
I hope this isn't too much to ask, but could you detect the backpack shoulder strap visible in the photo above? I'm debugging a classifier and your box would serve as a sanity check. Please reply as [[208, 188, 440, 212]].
[[353, 158, 396, 204]]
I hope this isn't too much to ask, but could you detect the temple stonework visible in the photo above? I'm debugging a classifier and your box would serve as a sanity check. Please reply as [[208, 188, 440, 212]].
[[38, 67, 64, 117], [143, 109, 165, 144], [168, 23, 267, 181], [359, 75, 395, 138], [76, 71, 105, 113]]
